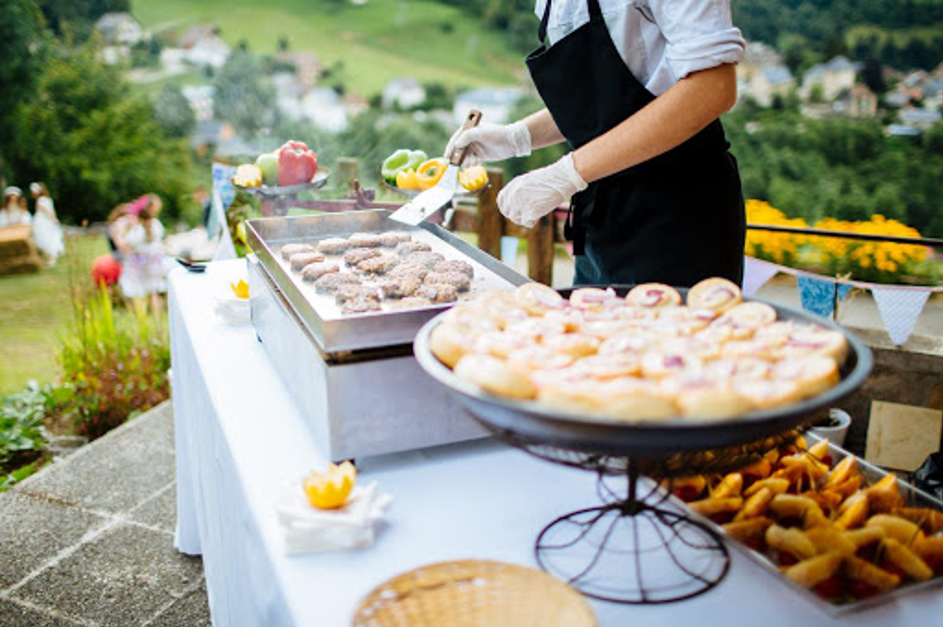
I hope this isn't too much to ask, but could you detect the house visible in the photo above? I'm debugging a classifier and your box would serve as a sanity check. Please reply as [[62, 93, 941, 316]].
[[275, 51, 322, 89], [95, 12, 143, 46], [185, 36, 231, 69], [272, 73, 308, 123], [923, 78, 943, 111], [182, 85, 215, 122], [453, 87, 524, 125], [179, 25, 219, 50], [302, 88, 348, 132], [801, 56, 860, 102], [735, 42, 795, 107], [844, 84, 879, 118], [899, 107, 942, 131], [382, 78, 426, 110]]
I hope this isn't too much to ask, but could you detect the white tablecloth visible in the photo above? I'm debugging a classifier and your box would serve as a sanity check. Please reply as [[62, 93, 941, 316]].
[[170, 260, 943, 627]]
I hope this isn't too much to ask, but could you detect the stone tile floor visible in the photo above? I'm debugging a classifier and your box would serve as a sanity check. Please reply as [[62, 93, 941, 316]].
[[0, 401, 211, 626]]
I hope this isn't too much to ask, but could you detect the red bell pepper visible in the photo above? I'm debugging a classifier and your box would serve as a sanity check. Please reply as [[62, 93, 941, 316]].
[[277, 140, 318, 186]]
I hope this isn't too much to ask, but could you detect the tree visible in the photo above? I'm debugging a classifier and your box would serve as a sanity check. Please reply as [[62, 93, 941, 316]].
[[153, 84, 197, 138], [213, 50, 278, 138], [0, 0, 49, 177], [38, 0, 129, 40], [10, 44, 192, 224]]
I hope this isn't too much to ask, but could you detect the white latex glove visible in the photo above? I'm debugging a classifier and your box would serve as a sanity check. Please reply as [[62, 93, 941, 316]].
[[444, 121, 532, 167], [497, 153, 588, 229]]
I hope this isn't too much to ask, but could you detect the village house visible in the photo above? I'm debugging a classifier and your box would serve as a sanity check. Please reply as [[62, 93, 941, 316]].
[[800, 56, 860, 102], [453, 87, 524, 125], [736, 42, 796, 107], [382, 78, 426, 110], [94, 12, 144, 65]]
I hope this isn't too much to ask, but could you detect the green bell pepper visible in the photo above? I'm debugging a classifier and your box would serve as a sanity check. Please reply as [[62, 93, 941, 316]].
[[381, 149, 427, 184]]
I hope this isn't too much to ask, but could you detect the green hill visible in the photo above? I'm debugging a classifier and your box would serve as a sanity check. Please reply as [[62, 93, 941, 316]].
[[131, 0, 528, 98]]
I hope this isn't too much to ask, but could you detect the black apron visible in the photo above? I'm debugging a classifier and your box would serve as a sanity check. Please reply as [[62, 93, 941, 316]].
[[525, 0, 745, 287]]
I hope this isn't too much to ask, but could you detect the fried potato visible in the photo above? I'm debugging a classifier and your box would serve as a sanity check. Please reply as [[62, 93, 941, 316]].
[[805, 527, 857, 557], [913, 536, 943, 575], [834, 493, 869, 530], [723, 517, 773, 544], [864, 474, 903, 513], [881, 538, 933, 582], [734, 487, 775, 521], [687, 496, 743, 518], [895, 507, 943, 535], [804, 438, 830, 461], [844, 526, 885, 549], [843, 555, 901, 592], [766, 524, 817, 560], [823, 455, 857, 489], [784, 551, 843, 588], [711, 473, 743, 499], [769, 494, 828, 529], [865, 514, 924, 546], [743, 477, 790, 499], [822, 475, 862, 501]]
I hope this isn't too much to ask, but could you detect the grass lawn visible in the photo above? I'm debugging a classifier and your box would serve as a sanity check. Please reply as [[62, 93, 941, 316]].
[[132, 0, 526, 97], [0, 234, 109, 396]]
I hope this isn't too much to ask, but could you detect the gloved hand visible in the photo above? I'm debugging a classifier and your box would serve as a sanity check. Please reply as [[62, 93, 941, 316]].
[[497, 153, 588, 228], [444, 121, 532, 167]]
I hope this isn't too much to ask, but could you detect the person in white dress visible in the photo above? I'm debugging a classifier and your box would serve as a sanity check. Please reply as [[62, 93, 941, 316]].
[[30, 182, 65, 265], [1, 186, 32, 227], [114, 194, 167, 313]]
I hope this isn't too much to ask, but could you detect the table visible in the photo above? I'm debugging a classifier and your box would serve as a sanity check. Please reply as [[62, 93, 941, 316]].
[[170, 260, 943, 627]]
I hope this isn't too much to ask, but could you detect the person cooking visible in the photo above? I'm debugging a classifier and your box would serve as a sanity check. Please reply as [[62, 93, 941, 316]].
[[446, 0, 746, 287]]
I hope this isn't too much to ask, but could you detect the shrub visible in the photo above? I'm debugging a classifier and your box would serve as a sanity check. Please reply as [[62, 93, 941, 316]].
[[0, 387, 47, 489], [52, 285, 170, 439]]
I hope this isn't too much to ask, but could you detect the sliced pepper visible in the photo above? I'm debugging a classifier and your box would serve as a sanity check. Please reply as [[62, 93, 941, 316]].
[[303, 460, 357, 510], [459, 165, 488, 192], [416, 158, 448, 190], [396, 167, 420, 190]]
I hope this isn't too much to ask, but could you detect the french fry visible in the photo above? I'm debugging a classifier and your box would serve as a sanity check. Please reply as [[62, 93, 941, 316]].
[[805, 527, 857, 556], [784, 551, 843, 588], [739, 457, 772, 481], [723, 517, 773, 544], [799, 490, 842, 513], [769, 494, 829, 529], [843, 526, 885, 549], [881, 538, 934, 581], [894, 507, 943, 535], [843, 555, 901, 592], [711, 473, 743, 499], [780, 456, 827, 485], [822, 475, 862, 501], [687, 496, 743, 518], [913, 536, 943, 575], [865, 514, 924, 546], [864, 474, 903, 513], [823, 455, 857, 489], [834, 493, 869, 530], [766, 524, 817, 560], [743, 477, 790, 499], [667, 475, 707, 501], [734, 487, 775, 521]]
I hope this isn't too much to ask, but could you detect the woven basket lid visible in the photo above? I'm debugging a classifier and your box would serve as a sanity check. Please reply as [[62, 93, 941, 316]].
[[351, 559, 597, 627]]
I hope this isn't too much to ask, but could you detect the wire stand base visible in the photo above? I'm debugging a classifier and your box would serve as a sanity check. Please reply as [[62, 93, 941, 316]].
[[535, 465, 730, 604]]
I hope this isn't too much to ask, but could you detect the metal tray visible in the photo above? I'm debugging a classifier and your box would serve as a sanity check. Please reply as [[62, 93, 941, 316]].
[[246, 209, 528, 355], [679, 435, 943, 615], [412, 287, 873, 459]]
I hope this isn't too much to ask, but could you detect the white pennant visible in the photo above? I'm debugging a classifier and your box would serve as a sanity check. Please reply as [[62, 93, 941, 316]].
[[742, 256, 780, 296], [871, 288, 930, 345]]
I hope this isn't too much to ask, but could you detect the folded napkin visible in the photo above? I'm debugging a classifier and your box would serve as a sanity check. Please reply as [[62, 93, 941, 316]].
[[276, 481, 393, 555]]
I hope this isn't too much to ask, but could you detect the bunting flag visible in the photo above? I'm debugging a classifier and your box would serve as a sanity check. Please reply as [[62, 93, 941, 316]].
[[797, 276, 852, 319], [871, 287, 930, 345], [742, 256, 780, 296], [209, 162, 238, 237]]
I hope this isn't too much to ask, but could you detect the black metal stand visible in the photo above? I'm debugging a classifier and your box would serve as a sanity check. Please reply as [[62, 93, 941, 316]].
[[534, 462, 729, 604]]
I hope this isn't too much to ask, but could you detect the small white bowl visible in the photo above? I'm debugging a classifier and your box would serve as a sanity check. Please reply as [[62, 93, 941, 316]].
[[809, 408, 851, 448]]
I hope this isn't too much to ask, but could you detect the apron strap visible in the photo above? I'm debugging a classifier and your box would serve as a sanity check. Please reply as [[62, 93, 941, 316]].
[[539, 0, 603, 45]]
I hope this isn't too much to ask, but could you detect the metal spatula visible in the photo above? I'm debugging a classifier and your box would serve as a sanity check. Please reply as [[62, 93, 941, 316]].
[[389, 109, 482, 226]]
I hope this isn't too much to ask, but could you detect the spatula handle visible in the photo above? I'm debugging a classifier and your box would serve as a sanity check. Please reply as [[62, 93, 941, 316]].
[[450, 109, 483, 166]]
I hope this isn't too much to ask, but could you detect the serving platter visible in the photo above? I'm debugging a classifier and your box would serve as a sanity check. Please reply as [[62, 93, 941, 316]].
[[234, 168, 330, 198], [413, 287, 873, 461]]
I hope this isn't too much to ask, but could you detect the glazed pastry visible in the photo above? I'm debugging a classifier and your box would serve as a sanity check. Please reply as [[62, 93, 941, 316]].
[[474, 331, 532, 360], [773, 356, 840, 398], [313, 272, 361, 293], [300, 261, 340, 281], [733, 379, 802, 410], [280, 242, 316, 260], [289, 251, 326, 271], [537, 380, 607, 415], [640, 349, 703, 379], [570, 287, 621, 312], [597, 333, 653, 355], [317, 237, 349, 255], [711, 302, 778, 339], [778, 327, 849, 363], [344, 247, 382, 267], [625, 283, 682, 309], [505, 345, 575, 373], [454, 354, 536, 400], [347, 232, 382, 248], [433, 259, 475, 278], [596, 379, 679, 422], [430, 322, 479, 368], [503, 317, 567, 341], [686, 277, 743, 314], [472, 291, 529, 329], [540, 332, 600, 358], [571, 353, 641, 379], [378, 231, 412, 247], [514, 282, 566, 315], [670, 379, 755, 420], [703, 357, 771, 381]]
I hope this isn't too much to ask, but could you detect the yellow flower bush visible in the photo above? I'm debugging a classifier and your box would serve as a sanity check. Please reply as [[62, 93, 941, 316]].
[[745, 201, 931, 284]]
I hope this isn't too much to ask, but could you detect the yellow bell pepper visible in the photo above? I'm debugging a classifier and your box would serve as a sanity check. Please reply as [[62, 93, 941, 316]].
[[230, 280, 249, 299], [233, 164, 263, 188], [303, 461, 357, 510], [396, 167, 420, 190], [416, 158, 448, 190], [459, 165, 488, 192]]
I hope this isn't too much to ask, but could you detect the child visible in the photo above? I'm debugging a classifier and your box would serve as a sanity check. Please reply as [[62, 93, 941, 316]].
[[30, 182, 65, 265], [114, 194, 167, 313], [1, 186, 31, 227]]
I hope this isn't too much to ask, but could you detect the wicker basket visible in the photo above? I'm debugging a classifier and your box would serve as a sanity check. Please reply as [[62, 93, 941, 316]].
[[351, 559, 597, 627]]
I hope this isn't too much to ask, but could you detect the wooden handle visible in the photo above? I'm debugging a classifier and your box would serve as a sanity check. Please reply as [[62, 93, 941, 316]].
[[450, 109, 483, 166]]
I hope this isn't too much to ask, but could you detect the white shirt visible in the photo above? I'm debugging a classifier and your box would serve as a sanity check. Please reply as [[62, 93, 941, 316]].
[[535, 0, 745, 96]]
